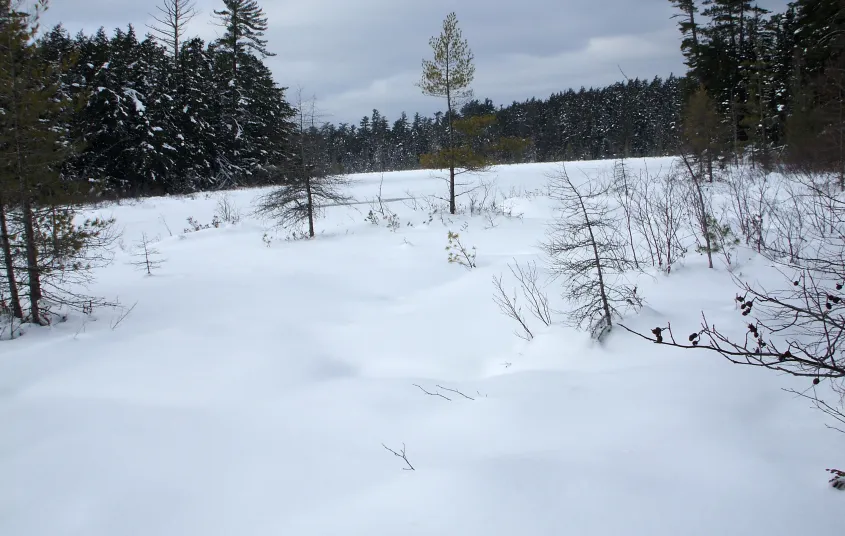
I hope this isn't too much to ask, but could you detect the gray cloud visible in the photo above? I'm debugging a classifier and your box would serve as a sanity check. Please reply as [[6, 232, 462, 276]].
[[40, 0, 791, 124]]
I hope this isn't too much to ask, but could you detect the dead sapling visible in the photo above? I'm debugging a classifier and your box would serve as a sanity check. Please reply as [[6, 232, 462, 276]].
[[382, 443, 416, 471], [130, 233, 165, 275]]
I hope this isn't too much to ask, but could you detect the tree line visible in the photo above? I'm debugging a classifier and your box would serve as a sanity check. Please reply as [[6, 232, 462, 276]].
[[314, 77, 684, 175], [0, 0, 295, 327]]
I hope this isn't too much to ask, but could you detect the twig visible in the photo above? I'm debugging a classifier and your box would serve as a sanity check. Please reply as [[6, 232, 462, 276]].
[[413, 383, 451, 401], [436, 384, 475, 400], [110, 301, 138, 331], [382, 443, 415, 471]]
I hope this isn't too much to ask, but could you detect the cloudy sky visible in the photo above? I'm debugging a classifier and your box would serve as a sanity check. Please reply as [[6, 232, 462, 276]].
[[39, 0, 790, 124]]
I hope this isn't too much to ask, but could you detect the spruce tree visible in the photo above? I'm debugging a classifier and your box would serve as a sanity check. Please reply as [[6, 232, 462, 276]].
[[212, 0, 274, 185]]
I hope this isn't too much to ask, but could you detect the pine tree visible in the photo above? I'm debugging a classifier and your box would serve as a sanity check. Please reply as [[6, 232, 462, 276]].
[[0, 0, 108, 324], [419, 12, 475, 214]]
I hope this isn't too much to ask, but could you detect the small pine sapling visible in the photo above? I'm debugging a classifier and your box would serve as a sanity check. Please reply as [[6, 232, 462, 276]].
[[446, 231, 476, 269]]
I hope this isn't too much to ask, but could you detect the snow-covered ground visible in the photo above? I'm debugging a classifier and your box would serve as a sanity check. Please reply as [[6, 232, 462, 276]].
[[2, 159, 843, 535]]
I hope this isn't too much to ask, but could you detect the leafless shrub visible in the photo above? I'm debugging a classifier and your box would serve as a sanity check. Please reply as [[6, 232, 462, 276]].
[[765, 181, 809, 264], [622, 178, 845, 437], [366, 175, 401, 231], [543, 166, 641, 340], [215, 193, 241, 225], [612, 159, 640, 269], [724, 166, 770, 252], [509, 259, 552, 326], [630, 166, 688, 273], [492, 273, 534, 341]]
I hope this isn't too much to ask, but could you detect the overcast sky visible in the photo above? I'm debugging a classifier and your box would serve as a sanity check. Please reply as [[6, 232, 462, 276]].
[[39, 0, 791, 125]]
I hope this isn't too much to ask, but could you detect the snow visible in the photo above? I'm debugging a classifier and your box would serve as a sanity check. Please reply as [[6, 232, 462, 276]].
[[123, 88, 145, 114], [1, 159, 843, 535]]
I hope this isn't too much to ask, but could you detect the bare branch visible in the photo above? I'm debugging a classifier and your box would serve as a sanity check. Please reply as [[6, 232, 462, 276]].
[[382, 443, 416, 471]]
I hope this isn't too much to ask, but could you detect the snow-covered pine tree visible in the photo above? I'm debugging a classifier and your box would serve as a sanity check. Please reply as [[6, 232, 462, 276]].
[[211, 0, 276, 187]]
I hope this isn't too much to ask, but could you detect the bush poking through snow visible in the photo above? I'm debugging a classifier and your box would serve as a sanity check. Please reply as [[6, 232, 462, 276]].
[[543, 166, 641, 339], [493, 274, 534, 341], [446, 231, 476, 269], [492, 260, 553, 341], [215, 194, 241, 225], [129, 233, 165, 275], [183, 215, 221, 233]]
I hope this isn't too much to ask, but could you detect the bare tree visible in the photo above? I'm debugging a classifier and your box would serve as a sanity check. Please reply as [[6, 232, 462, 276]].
[[254, 90, 351, 237], [130, 233, 164, 275], [543, 167, 641, 339], [147, 0, 198, 64]]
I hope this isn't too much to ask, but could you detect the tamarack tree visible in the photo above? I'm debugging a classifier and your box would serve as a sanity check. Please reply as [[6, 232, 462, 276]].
[[543, 167, 641, 340]]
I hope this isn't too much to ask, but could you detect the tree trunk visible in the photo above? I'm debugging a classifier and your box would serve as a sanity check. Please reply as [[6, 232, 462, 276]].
[[576, 190, 613, 329], [446, 43, 456, 215], [306, 174, 314, 238], [0, 193, 23, 319], [21, 197, 43, 324]]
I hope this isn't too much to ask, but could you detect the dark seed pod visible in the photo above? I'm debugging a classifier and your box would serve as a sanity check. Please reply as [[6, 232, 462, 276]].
[[742, 310, 750, 316], [813, 378, 820, 385], [692, 340, 699, 346], [794, 281, 800, 286], [837, 284, 843, 291], [688, 333, 698, 342], [826, 302, 833, 310]]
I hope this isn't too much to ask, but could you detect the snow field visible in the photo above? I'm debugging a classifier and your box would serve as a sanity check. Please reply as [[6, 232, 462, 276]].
[[1, 159, 843, 535]]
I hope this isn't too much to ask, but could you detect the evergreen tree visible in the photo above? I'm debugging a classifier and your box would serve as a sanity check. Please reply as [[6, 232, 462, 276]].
[[212, 0, 275, 185], [420, 12, 475, 214]]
